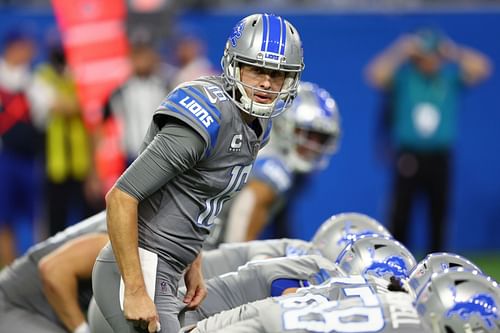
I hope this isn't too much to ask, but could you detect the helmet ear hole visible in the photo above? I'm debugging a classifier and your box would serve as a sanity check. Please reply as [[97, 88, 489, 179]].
[[444, 325, 455, 333]]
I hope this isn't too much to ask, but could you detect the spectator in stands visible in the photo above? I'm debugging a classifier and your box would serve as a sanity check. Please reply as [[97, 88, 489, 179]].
[[0, 31, 41, 265], [30, 43, 100, 236], [168, 32, 216, 90], [100, 40, 167, 165]]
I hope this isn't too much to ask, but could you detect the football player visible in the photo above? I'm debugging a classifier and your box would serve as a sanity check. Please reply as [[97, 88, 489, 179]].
[[0, 212, 109, 333], [409, 252, 483, 297], [335, 234, 417, 297], [204, 81, 342, 249], [91, 13, 304, 333], [186, 273, 430, 333], [201, 212, 391, 279], [415, 269, 500, 333], [179, 254, 345, 325]]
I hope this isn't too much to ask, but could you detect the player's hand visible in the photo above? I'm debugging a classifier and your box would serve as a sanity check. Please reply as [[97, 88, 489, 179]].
[[183, 257, 207, 309], [123, 288, 161, 332], [395, 34, 421, 58]]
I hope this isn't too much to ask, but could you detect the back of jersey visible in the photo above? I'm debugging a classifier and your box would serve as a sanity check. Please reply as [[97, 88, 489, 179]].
[[262, 275, 428, 333], [0, 211, 107, 320]]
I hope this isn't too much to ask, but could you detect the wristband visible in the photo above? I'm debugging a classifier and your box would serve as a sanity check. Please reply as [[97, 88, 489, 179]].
[[73, 322, 90, 333]]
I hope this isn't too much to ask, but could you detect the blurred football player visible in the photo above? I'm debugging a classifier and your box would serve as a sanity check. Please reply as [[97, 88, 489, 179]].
[[204, 81, 341, 248], [415, 269, 500, 333], [179, 254, 344, 326], [310, 212, 392, 261], [336, 234, 417, 297], [201, 212, 390, 279], [185, 273, 430, 333], [0, 212, 109, 333], [409, 252, 483, 297], [91, 13, 304, 333]]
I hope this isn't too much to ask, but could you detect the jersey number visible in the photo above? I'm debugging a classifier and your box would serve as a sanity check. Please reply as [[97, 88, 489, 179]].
[[197, 164, 252, 227], [281, 277, 385, 332]]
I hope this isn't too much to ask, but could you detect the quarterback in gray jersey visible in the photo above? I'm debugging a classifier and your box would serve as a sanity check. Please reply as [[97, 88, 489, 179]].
[[180, 254, 344, 325], [92, 13, 304, 333], [0, 212, 108, 333], [187, 275, 429, 333], [203, 82, 342, 249]]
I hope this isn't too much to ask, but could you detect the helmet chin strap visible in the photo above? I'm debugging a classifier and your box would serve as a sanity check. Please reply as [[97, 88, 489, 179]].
[[287, 150, 314, 173]]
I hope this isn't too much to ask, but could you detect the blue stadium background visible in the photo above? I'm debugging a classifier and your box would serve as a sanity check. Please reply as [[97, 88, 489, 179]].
[[1, 8, 499, 254]]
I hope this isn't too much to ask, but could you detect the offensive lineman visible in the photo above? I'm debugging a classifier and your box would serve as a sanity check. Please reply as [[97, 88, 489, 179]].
[[186, 274, 430, 333], [201, 212, 390, 279], [179, 254, 345, 325], [91, 13, 305, 333], [0, 212, 108, 333]]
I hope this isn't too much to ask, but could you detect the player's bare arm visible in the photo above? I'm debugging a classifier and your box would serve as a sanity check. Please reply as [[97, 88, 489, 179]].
[[105, 186, 159, 332], [39, 233, 109, 332]]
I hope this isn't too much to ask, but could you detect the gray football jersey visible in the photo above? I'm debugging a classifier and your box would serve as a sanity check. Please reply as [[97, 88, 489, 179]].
[[193, 275, 428, 333], [203, 148, 294, 249], [202, 238, 319, 279], [182, 255, 343, 325], [131, 76, 271, 273], [0, 211, 107, 322]]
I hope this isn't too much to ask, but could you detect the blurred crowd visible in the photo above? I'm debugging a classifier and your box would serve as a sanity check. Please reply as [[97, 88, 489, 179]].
[[0, 26, 217, 266]]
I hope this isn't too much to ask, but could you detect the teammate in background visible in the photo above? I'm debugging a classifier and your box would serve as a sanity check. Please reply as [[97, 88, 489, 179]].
[[201, 212, 391, 279], [409, 252, 483, 297], [0, 212, 108, 333], [336, 235, 417, 296], [92, 13, 304, 333], [415, 269, 500, 333], [204, 82, 341, 248]]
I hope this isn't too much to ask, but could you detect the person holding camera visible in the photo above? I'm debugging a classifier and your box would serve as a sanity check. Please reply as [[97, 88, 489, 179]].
[[365, 27, 491, 252]]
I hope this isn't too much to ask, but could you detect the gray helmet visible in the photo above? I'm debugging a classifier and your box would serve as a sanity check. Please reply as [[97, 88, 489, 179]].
[[409, 252, 483, 298], [336, 235, 417, 295], [222, 13, 304, 118], [311, 212, 392, 262], [416, 269, 500, 333], [271, 81, 342, 173]]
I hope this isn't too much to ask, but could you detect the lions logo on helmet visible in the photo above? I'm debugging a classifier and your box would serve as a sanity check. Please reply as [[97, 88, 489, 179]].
[[311, 212, 392, 262], [336, 235, 417, 296], [222, 13, 304, 118], [416, 269, 500, 333]]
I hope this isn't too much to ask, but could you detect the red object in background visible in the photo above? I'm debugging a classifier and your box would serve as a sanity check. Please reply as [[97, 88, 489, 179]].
[[52, 0, 130, 194]]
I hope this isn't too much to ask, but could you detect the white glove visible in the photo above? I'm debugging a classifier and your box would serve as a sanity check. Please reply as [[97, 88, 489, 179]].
[[73, 322, 91, 333]]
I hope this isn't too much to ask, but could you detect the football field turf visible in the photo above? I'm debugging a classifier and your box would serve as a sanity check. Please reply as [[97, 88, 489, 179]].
[[466, 252, 500, 281]]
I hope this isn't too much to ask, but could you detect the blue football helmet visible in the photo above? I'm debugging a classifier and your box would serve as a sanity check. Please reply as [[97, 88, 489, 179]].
[[222, 13, 304, 118]]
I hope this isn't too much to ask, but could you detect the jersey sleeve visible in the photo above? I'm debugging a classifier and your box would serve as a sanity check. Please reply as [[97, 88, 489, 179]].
[[115, 122, 206, 201], [250, 155, 293, 195], [155, 84, 222, 155]]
